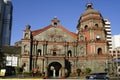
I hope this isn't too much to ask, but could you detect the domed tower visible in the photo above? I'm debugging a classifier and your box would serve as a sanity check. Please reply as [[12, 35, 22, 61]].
[[77, 3, 108, 55]]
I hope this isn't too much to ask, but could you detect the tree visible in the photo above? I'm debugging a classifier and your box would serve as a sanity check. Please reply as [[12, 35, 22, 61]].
[[0, 49, 5, 69], [85, 68, 91, 74]]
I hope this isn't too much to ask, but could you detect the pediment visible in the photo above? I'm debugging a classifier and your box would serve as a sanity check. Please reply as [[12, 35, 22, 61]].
[[32, 25, 77, 42]]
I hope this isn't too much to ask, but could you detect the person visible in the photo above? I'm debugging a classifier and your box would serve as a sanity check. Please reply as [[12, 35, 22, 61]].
[[33, 67, 37, 77]]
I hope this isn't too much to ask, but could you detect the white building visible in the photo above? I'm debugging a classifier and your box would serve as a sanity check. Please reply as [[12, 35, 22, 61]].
[[104, 19, 112, 51], [112, 34, 120, 49]]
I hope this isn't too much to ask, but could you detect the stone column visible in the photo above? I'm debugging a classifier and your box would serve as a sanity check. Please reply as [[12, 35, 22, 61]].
[[59, 69, 62, 77], [44, 58, 48, 78], [53, 69, 56, 77], [42, 59, 44, 73], [61, 67, 65, 78], [44, 66, 48, 78]]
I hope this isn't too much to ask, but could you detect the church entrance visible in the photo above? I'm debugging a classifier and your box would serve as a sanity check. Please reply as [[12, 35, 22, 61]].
[[48, 62, 62, 77]]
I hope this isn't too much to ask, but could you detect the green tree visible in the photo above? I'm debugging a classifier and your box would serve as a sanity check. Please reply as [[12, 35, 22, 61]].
[[15, 66, 21, 74], [85, 68, 91, 74]]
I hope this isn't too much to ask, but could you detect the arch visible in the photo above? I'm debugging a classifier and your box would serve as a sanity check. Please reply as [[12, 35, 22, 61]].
[[48, 62, 62, 77], [95, 24, 98, 27], [67, 50, 72, 57], [54, 22, 57, 26], [24, 33, 29, 38], [97, 48, 102, 55], [53, 51, 56, 56], [23, 45, 27, 52], [79, 35, 84, 41], [37, 49, 41, 56], [84, 25, 88, 29]]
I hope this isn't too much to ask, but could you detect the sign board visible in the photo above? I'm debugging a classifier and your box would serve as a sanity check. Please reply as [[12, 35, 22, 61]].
[[0, 69, 6, 76]]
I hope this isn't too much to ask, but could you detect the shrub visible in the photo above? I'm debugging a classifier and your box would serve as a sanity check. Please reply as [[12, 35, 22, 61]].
[[76, 68, 81, 76], [85, 68, 91, 74], [15, 66, 23, 74]]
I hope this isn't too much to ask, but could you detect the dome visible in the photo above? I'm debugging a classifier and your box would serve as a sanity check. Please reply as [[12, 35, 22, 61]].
[[82, 3, 100, 16]]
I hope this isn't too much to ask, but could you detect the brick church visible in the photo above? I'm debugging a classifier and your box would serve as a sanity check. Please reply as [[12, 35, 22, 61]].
[[17, 3, 111, 77]]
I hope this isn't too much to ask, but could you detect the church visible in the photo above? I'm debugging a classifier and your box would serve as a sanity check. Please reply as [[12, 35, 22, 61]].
[[17, 3, 112, 77]]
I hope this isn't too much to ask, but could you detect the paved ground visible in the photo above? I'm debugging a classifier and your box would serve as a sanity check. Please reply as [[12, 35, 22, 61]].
[[0, 75, 85, 80], [1, 74, 120, 80]]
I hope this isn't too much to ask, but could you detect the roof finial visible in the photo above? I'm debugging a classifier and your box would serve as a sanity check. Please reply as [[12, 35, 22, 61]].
[[54, 16, 57, 19], [26, 25, 31, 30], [86, 3, 93, 9], [51, 17, 60, 27]]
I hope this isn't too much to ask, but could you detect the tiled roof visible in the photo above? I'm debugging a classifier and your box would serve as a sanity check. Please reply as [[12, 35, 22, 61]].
[[57, 25, 77, 39], [32, 25, 52, 36], [32, 25, 77, 39]]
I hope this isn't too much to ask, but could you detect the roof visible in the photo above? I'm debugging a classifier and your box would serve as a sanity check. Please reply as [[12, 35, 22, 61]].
[[32, 25, 77, 39], [1, 46, 21, 54]]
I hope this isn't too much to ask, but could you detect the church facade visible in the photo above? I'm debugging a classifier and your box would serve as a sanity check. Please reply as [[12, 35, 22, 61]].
[[18, 3, 112, 77]]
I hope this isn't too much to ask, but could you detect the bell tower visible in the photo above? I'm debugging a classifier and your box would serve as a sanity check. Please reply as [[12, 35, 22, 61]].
[[77, 3, 108, 55], [23, 25, 31, 39]]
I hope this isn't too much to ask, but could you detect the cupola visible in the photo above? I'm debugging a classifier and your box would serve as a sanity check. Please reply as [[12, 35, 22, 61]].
[[77, 3, 104, 30], [82, 3, 100, 16], [51, 17, 60, 27]]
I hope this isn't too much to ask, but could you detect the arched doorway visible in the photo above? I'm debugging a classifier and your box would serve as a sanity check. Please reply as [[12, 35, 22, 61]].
[[48, 62, 62, 77], [97, 48, 102, 55]]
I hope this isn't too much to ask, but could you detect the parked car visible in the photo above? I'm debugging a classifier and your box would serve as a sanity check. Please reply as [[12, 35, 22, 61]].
[[86, 72, 109, 80]]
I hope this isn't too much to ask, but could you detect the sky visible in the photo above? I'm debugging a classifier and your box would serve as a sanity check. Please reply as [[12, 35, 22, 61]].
[[11, 0, 120, 45]]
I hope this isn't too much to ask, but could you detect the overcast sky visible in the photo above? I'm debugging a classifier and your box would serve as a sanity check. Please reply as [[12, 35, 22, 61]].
[[11, 0, 120, 45]]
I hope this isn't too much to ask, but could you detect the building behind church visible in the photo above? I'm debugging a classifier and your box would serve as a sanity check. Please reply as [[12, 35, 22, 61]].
[[0, 0, 13, 48], [16, 3, 112, 77]]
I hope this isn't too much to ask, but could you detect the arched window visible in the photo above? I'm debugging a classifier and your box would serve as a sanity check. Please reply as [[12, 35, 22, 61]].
[[117, 51, 120, 53], [84, 25, 88, 30], [95, 24, 98, 27], [54, 22, 57, 27], [37, 49, 41, 56], [53, 51, 56, 56], [24, 33, 29, 38], [79, 36, 84, 41], [67, 50, 72, 57], [24, 45, 27, 52], [113, 51, 115, 53], [97, 48, 102, 55]]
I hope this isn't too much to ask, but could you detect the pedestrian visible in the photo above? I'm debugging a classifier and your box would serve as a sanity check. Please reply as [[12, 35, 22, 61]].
[[33, 67, 37, 77]]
